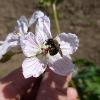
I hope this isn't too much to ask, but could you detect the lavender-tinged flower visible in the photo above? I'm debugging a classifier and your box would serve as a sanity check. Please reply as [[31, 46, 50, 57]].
[[20, 11, 79, 78], [0, 11, 44, 59], [0, 16, 27, 59]]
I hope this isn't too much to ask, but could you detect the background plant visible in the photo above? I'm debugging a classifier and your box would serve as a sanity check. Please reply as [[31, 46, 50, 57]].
[[73, 59, 100, 100]]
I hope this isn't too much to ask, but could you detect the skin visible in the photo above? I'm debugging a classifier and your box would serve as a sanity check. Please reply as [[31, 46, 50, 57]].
[[0, 68, 78, 100], [36, 69, 78, 100], [0, 68, 36, 100]]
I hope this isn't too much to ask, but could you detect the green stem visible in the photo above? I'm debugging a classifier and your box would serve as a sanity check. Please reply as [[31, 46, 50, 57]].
[[52, 3, 60, 34]]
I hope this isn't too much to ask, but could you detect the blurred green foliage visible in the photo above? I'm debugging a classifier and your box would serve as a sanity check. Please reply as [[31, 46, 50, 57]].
[[73, 59, 100, 100]]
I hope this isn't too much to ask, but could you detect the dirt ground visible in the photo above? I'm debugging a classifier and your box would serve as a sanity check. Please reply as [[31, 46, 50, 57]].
[[0, 0, 100, 78]]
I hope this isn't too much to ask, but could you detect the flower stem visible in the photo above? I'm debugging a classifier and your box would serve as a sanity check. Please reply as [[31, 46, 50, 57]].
[[52, 3, 60, 34]]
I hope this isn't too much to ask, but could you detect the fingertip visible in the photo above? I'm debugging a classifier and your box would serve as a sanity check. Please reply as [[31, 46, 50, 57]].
[[67, 87, 78, 100]]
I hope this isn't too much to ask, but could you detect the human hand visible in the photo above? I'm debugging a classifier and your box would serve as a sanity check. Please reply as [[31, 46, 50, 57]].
[[0, 68, 78, 100], [36, 69, 78, 100], [0, 68, 36, 100]]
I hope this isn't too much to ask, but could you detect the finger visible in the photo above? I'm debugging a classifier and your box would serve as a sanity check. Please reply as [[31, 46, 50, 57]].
[[66, 87, 78, 100], [0, 67, 36, 100], [36, 69, 73, 100]]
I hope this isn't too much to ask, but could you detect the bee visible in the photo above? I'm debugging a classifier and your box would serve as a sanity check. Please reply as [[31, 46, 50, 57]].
[[46, 39, 63, 57]]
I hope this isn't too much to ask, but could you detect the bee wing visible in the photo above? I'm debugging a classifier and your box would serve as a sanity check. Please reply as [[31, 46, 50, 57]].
[[59, 48, 63, 57]]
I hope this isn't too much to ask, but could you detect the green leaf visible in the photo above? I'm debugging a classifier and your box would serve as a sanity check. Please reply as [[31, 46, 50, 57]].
[[73, 59, 100, 100]]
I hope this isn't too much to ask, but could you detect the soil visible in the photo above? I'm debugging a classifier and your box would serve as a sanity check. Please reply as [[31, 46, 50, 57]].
[[0, 0, 100, 78]]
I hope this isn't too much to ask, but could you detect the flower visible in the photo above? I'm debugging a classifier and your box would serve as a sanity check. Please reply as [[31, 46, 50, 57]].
[[20, 11, 79, 78], [0, 16, 27, 59], [0, 32, 19, 59], [0, 11, 44, 59]]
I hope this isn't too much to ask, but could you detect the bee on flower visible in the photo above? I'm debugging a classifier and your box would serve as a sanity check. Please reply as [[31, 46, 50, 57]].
[[20, 11, 79, 78]]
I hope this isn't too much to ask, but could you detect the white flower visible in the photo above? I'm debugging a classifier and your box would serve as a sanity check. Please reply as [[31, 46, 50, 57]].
[[0, 32, 19, 59], [0, 11, 44, 59], [20, 11, 79, 78], [0, 16, 28, 59]]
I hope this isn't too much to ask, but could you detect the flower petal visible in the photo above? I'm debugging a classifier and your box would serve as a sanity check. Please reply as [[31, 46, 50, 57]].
[[0, 41, 4, 44], [48, 53, 74, 76], [55, 33, 79, 55], [0, 32, 19, 59], [0, 46, 3, 59], [35, 15, 52, 45], [29, 10, 44, 27], [17, 16, 28, 34], [22, 57, 47, 78], [20, 32, 40, 57]]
